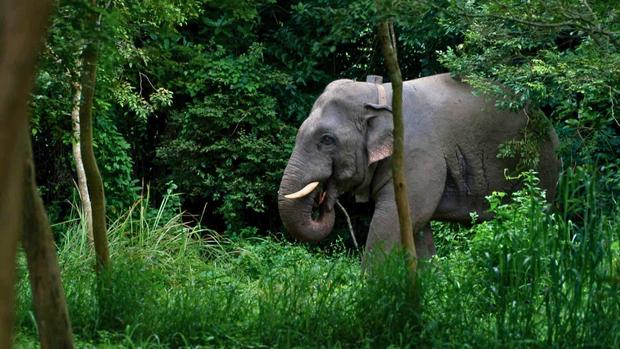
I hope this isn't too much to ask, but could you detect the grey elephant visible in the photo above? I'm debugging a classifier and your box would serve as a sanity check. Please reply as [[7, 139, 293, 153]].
[[278, 73, 559, 257]]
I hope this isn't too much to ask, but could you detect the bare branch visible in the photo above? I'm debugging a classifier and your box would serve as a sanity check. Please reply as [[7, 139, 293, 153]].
[[336, 200, 358, 249]]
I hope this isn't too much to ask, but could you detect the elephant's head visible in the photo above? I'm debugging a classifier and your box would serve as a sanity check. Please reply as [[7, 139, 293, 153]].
[[278, 80, 393, 242]]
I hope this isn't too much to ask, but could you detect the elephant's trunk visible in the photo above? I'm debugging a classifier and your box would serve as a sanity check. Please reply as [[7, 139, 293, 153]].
[[278, 160, 335, 242]]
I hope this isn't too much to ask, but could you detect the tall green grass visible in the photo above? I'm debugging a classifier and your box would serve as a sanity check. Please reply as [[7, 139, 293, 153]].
[[422, 169, 620, 347], [14, 168, 620, 348], [15, 193, 418, 348]]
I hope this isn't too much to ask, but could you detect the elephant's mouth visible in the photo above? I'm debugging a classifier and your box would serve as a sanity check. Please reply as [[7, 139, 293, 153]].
[[311, 182, 331, 219], [279, 174, 339, 242], [283, 180, 337, 211]]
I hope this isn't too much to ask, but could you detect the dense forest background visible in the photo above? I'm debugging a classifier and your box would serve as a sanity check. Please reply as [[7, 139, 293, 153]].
[[33, 0, 617, 240], [9, 0, 620, 347]]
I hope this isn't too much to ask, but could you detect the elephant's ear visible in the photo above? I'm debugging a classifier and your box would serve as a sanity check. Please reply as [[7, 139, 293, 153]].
[[364, 103, 393, 165]]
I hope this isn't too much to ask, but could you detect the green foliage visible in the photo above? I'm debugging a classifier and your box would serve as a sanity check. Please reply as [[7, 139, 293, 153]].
[[495, 108, 554, 171], [422, 169, 620, 346], [267, 0, 457, 88], [438, 0, 620, 166], [431, 221, 474, 256], [92, 116, 140, 214], [31, 0, 198, 219], [152, 41, 295, 229]]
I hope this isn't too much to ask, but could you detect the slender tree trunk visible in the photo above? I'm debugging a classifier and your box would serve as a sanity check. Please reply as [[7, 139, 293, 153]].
[[79, 0, 109, 271], [80, 40, 109, 272], [72, 80, 94, 245], [0, 86, 27, 349], [377, 20, 418, 275], [21, 134, 75, 349], [0, 0, 54, 346]]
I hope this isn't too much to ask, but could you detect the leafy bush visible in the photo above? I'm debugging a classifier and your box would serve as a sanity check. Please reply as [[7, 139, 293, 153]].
[[422, 169, 620, 347], [152, 42, 296, 230]]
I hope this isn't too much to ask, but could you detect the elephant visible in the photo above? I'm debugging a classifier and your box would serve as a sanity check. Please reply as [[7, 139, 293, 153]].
[[277, 73, 559, 258]]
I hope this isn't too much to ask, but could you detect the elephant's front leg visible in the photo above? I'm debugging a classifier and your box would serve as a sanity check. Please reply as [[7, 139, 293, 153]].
[[365, 150, 447, 258], [365, 187, 436, 258], [365, 187, 400, 254]]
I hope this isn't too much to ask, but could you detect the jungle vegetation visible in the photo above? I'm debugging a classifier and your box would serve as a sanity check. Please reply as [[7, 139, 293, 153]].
[[8, 0, 620, 347]]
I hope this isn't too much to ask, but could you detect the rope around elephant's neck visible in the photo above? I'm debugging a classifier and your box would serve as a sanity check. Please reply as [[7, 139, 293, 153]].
[[336, 200, 358, 249]]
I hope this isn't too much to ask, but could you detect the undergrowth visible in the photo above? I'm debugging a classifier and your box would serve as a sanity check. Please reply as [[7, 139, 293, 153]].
[[14, 169, 620, 348]]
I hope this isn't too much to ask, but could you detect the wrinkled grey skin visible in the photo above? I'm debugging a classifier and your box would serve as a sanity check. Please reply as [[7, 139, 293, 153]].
[[278, 73, 559, 257]]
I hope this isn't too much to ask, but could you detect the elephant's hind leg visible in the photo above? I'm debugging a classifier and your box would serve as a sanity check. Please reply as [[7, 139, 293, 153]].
[[417, 224, 436, 259]]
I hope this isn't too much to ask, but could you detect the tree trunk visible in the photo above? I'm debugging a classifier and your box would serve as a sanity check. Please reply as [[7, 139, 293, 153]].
[[21, 134, 75, 349], [79, 1, 110, 271], [72, 80, 94, 245], [0, 85, 27, 349], [0, 0, 54, 346], [377, 20, 418, 275]]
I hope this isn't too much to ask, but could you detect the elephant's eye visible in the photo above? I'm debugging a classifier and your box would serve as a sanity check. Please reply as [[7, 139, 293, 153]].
[[320, 135, 336, 146]]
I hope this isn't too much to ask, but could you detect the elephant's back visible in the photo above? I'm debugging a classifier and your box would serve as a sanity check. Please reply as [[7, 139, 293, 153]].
[[402, 73, 558, 199], [403, 73, 526, 138]]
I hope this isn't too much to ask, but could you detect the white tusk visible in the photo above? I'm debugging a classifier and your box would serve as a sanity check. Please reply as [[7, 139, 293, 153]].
[[284, 181, 320, 199]]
